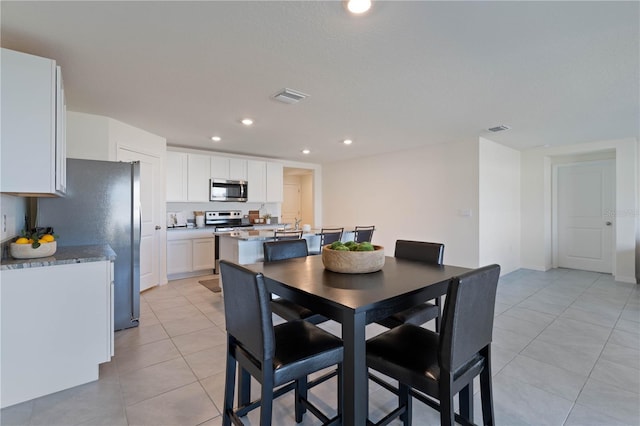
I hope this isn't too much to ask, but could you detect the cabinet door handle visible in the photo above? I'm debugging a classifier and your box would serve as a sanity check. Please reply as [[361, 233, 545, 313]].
[[155, 225, 162, 230]]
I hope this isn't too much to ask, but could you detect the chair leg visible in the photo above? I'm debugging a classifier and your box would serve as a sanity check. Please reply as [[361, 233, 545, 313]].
[[223, 346, 237, 426], [260, 371, 274, 426], [480, 347, 495, 426], [295, 377, 309, 422], [398, 383, 412, 426], [459, 382, 474, 423], [439, 376, 455, 426], [434, 296, 442, 333], [238, 367, 251, 408], [337, 364, 343, 418]]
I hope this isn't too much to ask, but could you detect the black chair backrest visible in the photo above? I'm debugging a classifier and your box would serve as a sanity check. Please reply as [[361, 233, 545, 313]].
[[263, 239, 309, 262], [320, 227, 344, 247], [354, 226, 375, 243], [394, 240, 444, 265], [438, 264, 501, 373], [219, 260, 275, 361], [274, 230, 303, 241]]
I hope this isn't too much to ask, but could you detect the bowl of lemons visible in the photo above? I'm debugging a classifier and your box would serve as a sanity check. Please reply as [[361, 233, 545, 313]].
[[321, 241, 385, 274], [10, 232, 57, 259]]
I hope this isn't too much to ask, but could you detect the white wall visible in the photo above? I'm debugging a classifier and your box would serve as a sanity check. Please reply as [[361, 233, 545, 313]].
[[0, 194, 27, 242], [478, 138, 521, 275], [67, 111, 167, 162], [521, 137, 638, 283], [66, 112, 110, 160], [300, 173, 314, 227], [323, 140, 480, 268], [66, 111, 169, 285]]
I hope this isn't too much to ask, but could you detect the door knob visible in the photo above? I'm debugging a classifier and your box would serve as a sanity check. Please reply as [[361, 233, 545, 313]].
[[605, 221, 612, 226], [155, 225, 162, 230]]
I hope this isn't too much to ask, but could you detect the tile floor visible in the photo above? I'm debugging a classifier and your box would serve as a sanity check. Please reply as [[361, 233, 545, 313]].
[[1, 268, 638, 425]]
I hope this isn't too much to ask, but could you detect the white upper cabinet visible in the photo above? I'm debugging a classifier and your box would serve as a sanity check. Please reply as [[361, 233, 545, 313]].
[[1, 48, 66, 196], [210, 155, 247, 181], [187, 154, 211, 202], [247, 160, 267, 202], [229, 158, 247, 181], [210, 155, 230, 180], [247, 160, 283, 203], [266, 162, 283, 202], [166, 151, 188, 202]]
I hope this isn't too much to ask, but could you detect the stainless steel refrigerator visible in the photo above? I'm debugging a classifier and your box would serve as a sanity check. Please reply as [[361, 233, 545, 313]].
[[38, 159, 140, 330]]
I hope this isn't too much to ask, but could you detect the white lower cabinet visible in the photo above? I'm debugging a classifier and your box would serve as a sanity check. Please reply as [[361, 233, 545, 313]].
[[0, 260, 113, 408], [193, 238, 215, 271], [167, 232, 215, 279], [167, 239, 193, 274]]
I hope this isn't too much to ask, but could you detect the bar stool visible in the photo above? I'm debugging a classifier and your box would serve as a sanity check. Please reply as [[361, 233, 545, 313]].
[[354, 225, 375, 243], [366, 264, 501, 426], [376, 240, 444, 331], [220, 260, 343, 426], [263, 240, 329, 325]]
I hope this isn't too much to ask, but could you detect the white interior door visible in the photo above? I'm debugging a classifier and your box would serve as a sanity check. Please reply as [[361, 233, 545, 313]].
[[282, 183, 300, 226], [557, 160, 615, 273], [117, 147, 162, 291]]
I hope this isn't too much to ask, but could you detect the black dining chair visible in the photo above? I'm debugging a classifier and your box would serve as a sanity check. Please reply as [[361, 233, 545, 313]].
[[310, 227, 344, 255], [366, 264, 501, 426], [263, 240, 329, 325], [376, 240, 444, 331], [274, 229, 303, 240], [220, 260, 343, 426], [354, 225, 375, 243]]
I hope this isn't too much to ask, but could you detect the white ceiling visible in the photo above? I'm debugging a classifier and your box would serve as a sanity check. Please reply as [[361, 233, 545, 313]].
[[2, 1, 638, 164]]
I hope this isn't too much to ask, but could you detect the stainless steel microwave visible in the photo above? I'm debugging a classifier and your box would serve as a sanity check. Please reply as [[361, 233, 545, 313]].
[[210, 179, 248, 202]]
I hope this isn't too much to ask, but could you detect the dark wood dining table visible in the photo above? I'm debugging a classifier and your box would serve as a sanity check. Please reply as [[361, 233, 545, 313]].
[[244, 254, 471, 425]]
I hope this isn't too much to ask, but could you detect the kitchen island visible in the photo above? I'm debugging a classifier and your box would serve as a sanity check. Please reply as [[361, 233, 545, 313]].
[[216, 228, 355, 265], [0, 244, 115, 408]]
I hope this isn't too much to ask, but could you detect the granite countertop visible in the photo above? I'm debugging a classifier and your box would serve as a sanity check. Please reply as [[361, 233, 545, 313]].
[[1, 244, 117, 270], [216, 227, 357, 241], [216, 229, 317, 241]]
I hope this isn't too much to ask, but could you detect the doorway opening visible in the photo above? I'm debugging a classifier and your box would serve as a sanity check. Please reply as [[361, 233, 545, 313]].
[[283, 168, 314, 227]]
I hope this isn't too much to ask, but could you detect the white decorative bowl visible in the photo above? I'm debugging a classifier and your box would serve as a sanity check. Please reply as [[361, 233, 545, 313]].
[[10, 241, 57, 259], [321, 245, 385, 274]]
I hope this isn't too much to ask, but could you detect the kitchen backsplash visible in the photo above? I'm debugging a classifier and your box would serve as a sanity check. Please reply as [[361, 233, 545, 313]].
[[167, 202, 281, 223]]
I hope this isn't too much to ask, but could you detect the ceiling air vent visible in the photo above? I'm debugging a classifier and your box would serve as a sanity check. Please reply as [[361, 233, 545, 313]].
[[487, 125, 511, 133], [272, 88, 309, 104]]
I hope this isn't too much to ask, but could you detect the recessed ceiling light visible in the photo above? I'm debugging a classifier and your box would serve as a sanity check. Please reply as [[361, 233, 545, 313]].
[[346, 0, 372, 14], [211, 136, 221, 142], [301, 149, 311, 155], [342, 139, 353, 145], [241, 118, 254, 126]]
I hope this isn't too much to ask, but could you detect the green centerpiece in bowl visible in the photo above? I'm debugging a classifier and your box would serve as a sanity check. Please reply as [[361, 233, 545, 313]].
[[321, 241, 385, 274]]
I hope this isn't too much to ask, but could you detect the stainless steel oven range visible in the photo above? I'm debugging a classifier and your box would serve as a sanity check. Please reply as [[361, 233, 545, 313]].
[[206, 210, 253, 273]]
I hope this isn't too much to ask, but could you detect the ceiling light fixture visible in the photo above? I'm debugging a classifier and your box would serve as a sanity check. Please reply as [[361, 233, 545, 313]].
[[487, 125, 511, 133], [241, 118, 254, 126], [211, 136, 221, 142], [342, 139, 353, 145], [272, 88, 309, 104], [346, 0, 372, 14], [301, 149, 311, 155]]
